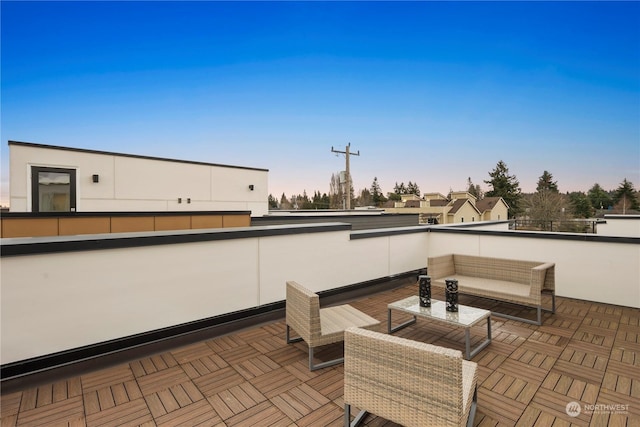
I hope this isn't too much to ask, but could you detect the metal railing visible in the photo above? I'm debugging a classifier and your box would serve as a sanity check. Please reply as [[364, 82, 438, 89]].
[[512, 219, 598, 233]]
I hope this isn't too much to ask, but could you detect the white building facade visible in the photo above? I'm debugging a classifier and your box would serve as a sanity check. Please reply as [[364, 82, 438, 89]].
[[8, 141, 269, 216]]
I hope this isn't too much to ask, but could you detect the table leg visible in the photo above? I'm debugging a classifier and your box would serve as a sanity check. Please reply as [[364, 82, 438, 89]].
[[467, 316, 492, 360], [388, 308, 417, 334]]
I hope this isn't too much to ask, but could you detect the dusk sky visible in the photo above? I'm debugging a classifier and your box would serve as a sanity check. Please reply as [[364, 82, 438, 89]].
[[1, 1, 639, 206]]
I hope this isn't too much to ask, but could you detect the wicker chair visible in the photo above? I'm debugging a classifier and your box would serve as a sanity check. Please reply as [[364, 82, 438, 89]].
[[285, 281, 381, 371], [344, 327, 478, 427]]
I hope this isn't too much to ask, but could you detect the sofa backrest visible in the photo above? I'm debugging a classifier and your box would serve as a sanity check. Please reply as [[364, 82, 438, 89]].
[[453, 255, 541, 285], [430, 254, 456, 277]]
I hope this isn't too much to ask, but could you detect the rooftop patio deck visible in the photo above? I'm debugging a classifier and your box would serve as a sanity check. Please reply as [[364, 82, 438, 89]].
[[1, 280, 638, 427]]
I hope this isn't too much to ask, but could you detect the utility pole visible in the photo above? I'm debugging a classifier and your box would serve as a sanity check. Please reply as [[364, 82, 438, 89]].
[[331, 143, 360, 210]]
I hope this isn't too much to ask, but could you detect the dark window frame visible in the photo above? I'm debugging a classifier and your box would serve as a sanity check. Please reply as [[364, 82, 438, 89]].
[[31, 166, 77, 212]]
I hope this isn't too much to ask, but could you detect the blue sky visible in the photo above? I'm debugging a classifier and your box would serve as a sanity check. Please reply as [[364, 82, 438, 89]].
[[1, 1, 639, 205]]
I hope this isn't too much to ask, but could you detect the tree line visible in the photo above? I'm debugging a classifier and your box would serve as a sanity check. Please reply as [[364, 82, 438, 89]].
[[268, 160, 639, 219]]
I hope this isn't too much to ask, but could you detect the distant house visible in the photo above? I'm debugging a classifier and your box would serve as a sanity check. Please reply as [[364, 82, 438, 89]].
[[383, 191, 509, 224], [476, 197, 510, 221], [7, 141, 269, 216]]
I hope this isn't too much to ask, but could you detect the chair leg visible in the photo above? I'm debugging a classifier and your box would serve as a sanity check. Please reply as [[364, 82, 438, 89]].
[[309, 346, 344, 371], [466, 386, 478, 427], [286, 325, 303, 344], [344, 404, 368, 427], [344, 404, 350, 427]]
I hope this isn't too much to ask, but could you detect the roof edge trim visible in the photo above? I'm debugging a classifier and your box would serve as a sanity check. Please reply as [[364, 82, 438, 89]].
[[8, 140, 269, 172]]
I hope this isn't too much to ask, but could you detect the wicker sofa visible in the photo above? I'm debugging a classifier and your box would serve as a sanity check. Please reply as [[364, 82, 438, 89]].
[[428, 254, 556, 325], [285, 281, 381, 371], [344, 327, 478, 427]]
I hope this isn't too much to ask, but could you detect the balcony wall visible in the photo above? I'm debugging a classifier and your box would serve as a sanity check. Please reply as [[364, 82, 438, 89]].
[[1, 220, 638, 371], [0, 223, 429, 365]]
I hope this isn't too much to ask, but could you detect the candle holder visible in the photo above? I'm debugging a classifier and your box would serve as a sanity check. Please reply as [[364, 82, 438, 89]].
[[418, 275, 431, 307], [445, 279, 459, 312]]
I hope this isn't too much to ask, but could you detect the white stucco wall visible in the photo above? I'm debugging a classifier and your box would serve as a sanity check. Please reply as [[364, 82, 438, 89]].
[[0, 225, 430, 364], [1, 222, 637, 365], [597, 215, 640, 237], [9, 142, 269, 216]]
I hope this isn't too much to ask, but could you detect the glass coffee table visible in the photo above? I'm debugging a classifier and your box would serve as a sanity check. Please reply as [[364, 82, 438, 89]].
[[388, 295, 492, 360]]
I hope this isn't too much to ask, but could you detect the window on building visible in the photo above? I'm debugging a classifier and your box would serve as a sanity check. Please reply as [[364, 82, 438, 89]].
[[31, 166, 77, 212]]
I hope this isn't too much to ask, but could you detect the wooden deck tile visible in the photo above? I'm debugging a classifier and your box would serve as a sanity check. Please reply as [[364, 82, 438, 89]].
[[270, 383, 330, 421], [236, 327, 275, 343], [265, 344, 307, 366], [217, 344, 263, 366], [249, 367, 302, 399], [498, 358, 548, 384], [530, 388, 591, 426], [171, 342, 217, 364], [206, 334, 247, 353], [251, 336, 287, 354], [559, 345, 608, 371], [154, 398, 222, 426], [510, 346, 557, 371], [193, 366, 245, 398], [551, 359, 605, 386], [224, 400, 291, 427], [478, 386, 527, 425], [295, 402, 343, 427], [85, 398, 152, 427], [206, 382, 267, 420], [0, 392, 22, 420], [305, 369, 343, 401], [181, 354, 229, 379], [130, 353, 178, 377], [234, 354, 280, 380], [80, 365, 134, 394], [572, 325, 616, 348], [16, 395, 84, 426], [136, 365, 191, 396]]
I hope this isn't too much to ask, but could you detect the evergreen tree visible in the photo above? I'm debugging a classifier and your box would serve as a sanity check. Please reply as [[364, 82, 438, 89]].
[[268, 194, 278, 209], [358, 188, 373, 207], [484, 160, 522, 218], [587, 183, 612, 210], [310, 191, 330, 209], [387, 192, 401, 202], [406, 181, 421, 196], [279, 193, 291, 210], [394, 182, 407, 195], [322, 193, 330, 209], [613, 178, 639, 213], [290, 194, 299, 210], [300, 190, 313, 209], [370, 177, 387, 207], [466, 177, 483, 199], [568, 192, 594, 218], [536, 171, 559, 193]]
